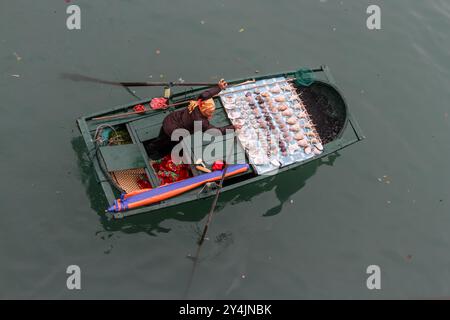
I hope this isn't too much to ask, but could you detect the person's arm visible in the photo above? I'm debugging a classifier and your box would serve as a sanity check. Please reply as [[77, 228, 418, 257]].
[[201, 118, 234, 134], [197, 79, 228, 100], [198, 86, 221, 100]]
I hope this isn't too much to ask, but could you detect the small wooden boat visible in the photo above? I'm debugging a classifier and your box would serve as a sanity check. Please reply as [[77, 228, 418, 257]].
[[77, 66, 364, 219]]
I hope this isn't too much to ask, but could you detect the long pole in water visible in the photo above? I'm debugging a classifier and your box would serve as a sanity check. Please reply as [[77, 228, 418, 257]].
[[198, 162, 230, 245], [184, 134, 236, 298], [198, 134, 236, 245]]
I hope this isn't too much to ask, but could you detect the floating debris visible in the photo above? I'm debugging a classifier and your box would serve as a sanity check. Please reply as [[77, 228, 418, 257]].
[[104, 244, 113, 254], [200, 20, 205, 25], [238, 28, 245, 33], [215, 231, 233, 244], [155, 49, 160, 55], [13, 52, 22, 61], [378, 175, 391, 184], [11, 74, 20, 78]]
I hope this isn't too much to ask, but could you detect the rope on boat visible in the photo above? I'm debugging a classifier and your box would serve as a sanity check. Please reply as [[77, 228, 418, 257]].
[[124, 86, 142, 100]]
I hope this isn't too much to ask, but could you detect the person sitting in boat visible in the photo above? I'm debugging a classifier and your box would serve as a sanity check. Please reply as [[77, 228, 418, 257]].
[[145, 79, 235, 158]]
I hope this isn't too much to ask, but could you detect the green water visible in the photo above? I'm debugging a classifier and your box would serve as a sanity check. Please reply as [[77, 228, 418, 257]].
[[1, 0, 449, 299]]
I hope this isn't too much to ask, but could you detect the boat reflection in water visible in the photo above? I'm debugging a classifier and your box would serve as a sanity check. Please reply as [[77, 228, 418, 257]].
[[72, 135, 339, 236]]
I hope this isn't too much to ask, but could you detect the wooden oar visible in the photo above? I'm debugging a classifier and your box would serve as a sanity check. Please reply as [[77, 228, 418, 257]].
[[119, 81, 217, 87], [198, 157, 232, 244], [61, 73, 217, 87], [184, 135, 237, 298]]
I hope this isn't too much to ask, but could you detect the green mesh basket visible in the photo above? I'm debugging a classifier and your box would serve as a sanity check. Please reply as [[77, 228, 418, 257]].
[[294, 68, 315, 86]]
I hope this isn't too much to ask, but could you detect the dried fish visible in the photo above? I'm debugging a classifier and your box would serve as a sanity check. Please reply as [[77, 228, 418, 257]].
[[282, 109, 293, 117], [278, 104, 288, 112], [297, 139, 308, 147], [287, 117, 297, 125], [294, 132, 304, 140]]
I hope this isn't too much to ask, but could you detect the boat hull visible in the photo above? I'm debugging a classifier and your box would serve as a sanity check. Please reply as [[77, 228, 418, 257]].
[[76, 65, 365, 219]]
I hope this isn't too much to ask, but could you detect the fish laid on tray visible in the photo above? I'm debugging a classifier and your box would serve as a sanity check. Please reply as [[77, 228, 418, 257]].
[[220, 77, 323, 175]]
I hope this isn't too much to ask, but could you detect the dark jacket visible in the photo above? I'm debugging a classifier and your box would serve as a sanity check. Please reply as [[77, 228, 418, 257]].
[[162, 86, 234, 136]]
